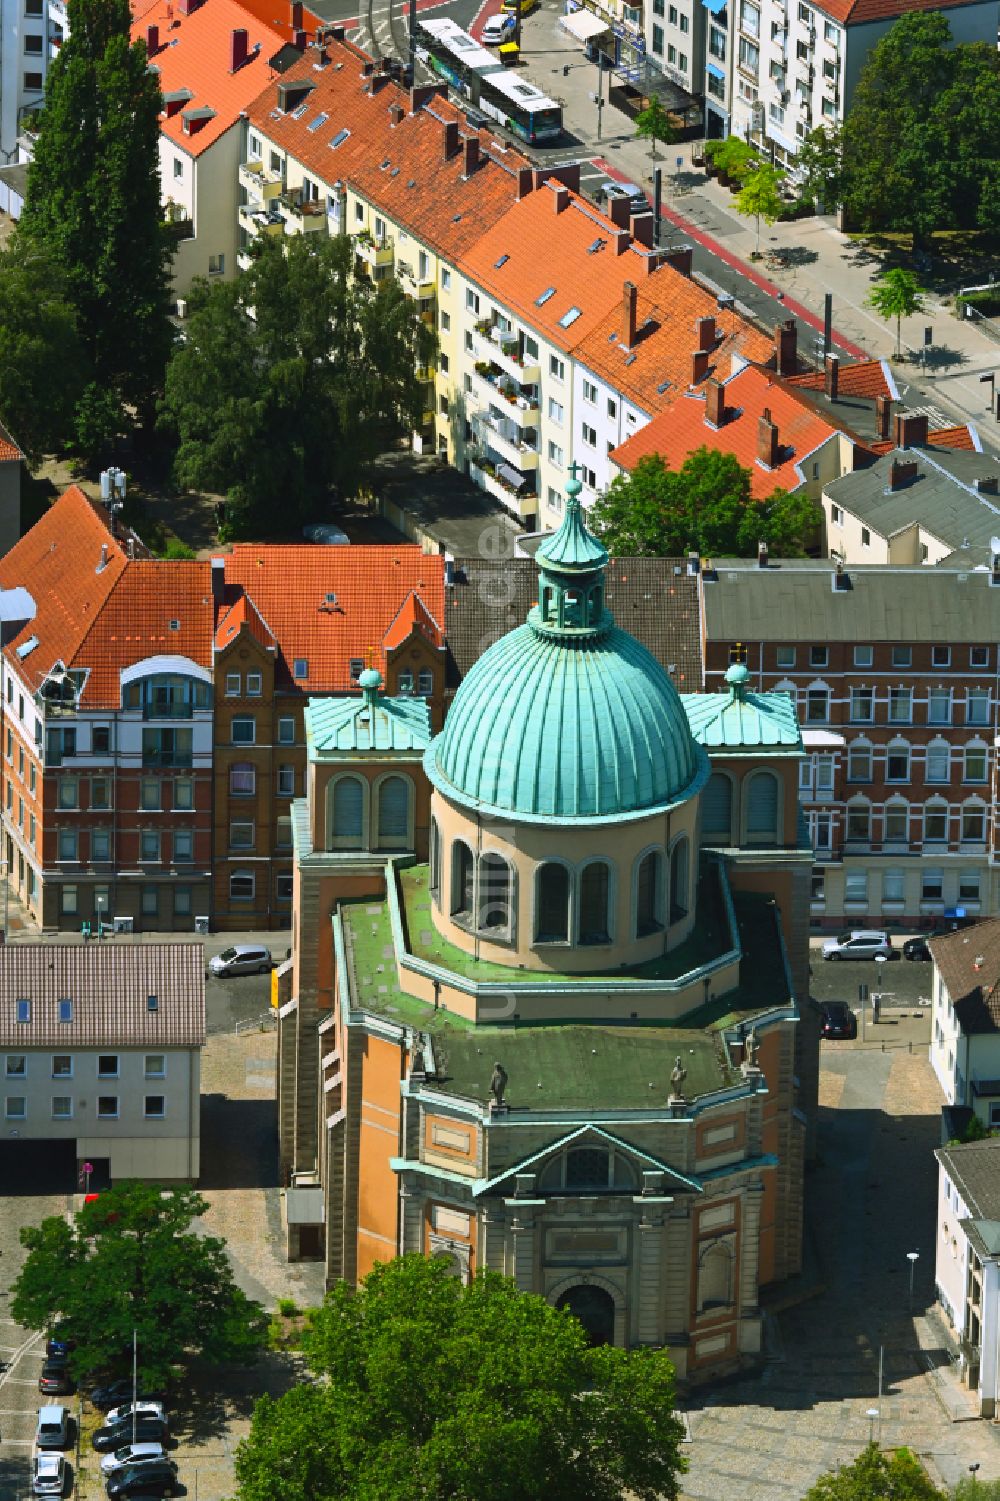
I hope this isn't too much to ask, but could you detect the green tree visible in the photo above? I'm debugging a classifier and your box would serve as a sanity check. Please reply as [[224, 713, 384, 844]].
[[841, 12, 1000, 243], [19, 0, 173, 451], [802, 1444, 943, 1499], [235, 1255, 687, 1501], [635, 95, 676, 160], [0, 238, 87, 464], [160, 234, 436, 538], [866, 267, 926, 359], [951, 1478, 1000, 1500], [736, 164, 787, 254], [590, 449, 817, 558], [796, 126, 843, 211], [10, 1183, 266, 1386]]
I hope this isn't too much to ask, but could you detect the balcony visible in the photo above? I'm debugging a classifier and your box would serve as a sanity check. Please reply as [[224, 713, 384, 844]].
[[471, 323, 540, 385], [277, 190, 328, 234], [238, 203, 284, 239], [354, 230, 394, 270], [141, 751, 193, 769], [472, 413, 539, 473], [239, 160, 282, 203], [397, 260, 435, 301], [237, 249, 254, 273], [470, 364, 539, 427], [470, 462, 537, 516]]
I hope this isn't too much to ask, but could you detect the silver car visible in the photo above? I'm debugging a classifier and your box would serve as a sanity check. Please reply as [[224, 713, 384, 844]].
[[208, 945, 273, 978], [100, 1442, 167, 1475], [32, 1454, 65, 1496], [822, 929, 893, 961]]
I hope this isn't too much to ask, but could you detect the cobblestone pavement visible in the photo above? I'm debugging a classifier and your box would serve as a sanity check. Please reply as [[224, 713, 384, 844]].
[[679, 1045, 1000, 1500]]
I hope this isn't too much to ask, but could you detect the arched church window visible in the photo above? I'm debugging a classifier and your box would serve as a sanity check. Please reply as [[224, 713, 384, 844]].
[[536, 862, 570, 942], [451, 841, 474, 920], [377, 776, 409, 849], [429, 819, 441, 907], [478, 853, 512, 934], [635, 850, 663, 937], [746, 770, 779, 843], [566, 1148, 611, 1189], [329, 775, 364, 849], [702, 773, 733, 840], [697, 1240, 733, 1311], [669, 838, 689, 923], [578, 861, 611, 944]]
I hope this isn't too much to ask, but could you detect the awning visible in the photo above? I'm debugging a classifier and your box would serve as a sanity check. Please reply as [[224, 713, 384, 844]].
[[706, 60, 726, 78], [561, 7, 609, 41]]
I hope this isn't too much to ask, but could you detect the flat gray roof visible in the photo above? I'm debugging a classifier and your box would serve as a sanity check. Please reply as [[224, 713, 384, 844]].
[[826, 447, 1000, 560]]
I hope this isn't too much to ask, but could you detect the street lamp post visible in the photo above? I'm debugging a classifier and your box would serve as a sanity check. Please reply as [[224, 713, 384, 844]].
[[865, 1407, 879, 1446], [907, 1250, 919, 1309], [95, 895, 105, 939], [874, 952, 887, 1025], [969, 1462, 980, 1495]]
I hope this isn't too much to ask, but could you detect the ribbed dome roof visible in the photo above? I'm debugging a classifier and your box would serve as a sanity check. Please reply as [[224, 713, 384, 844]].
[[426, 620, 702, 823]]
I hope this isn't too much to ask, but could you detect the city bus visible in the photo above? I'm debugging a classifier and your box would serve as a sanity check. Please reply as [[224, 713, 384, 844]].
[[416, 17, 563, 144]]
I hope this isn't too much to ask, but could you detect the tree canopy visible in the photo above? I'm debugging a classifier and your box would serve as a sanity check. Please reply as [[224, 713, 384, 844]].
[[160, 234, 437, 538], [0, 238, 87, 464], [801, 1444, 943, 1499], [234, 1254, 687, 1501], [10, 1183, 266, 1386], [841, 12, 1000, 242], [590, 449, 817, 558], [19, 0, 173, 453], [866, 268, 926, 359], [635, 96, 676, 158], [794, 127, 843, 213], [736, 164, 786, 254]]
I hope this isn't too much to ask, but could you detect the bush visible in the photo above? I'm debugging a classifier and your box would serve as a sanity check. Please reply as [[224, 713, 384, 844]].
[[277, 1297, 299, 1317], [956, 288, 1000, 318]]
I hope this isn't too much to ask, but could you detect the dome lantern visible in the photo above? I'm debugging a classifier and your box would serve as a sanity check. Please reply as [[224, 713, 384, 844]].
[[532, 465, 610, 637]]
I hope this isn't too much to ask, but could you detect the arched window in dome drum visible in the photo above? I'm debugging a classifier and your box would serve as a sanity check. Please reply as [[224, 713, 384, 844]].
[[578, 861, 611, 944], [635, 850, 662, 937], [451, 841, 474, 921], [669, 837, 689, 923], [564, 590, 582, 627], [702, 772, 733, 840], [329, 776, 364, 849], [536, 862, 569, 942], [429, 820, 441, 907], [377, 776, 409, 849], [746, 771, 779, 844], [697, 1240, 733, 1311], [478, 853, 511, 933]]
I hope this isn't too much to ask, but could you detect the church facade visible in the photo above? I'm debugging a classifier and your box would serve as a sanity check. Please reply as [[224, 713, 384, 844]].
[[277, 476, 817, 1381]]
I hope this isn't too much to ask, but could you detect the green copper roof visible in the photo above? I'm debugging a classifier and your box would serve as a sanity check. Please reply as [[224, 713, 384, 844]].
[[535, 477, 609, 573], [306, 677, 431, 756], [682, 666, 801, 752]]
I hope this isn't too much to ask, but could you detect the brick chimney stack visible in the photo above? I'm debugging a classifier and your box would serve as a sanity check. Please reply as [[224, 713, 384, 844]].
[[622, 281, 637, 350], [552, 183, 569, 213], [691, 348, 710, 384], [696, 315, 716, 352], [775, 318, 797, 377], [704, 378, 725, 427], [894, 411, 929, 449], [463, 136, 479, 176], [824, 353, 839, 399], [442, 120, 459, 161], [145, 22, 159, 53], [758, 408, 779, 468], [290, 0, 303, 25], [875, 392, 892, 440], [229, 27, 249, 70]]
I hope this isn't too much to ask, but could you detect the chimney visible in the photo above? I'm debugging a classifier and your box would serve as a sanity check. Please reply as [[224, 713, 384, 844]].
[[290, 0, 303, 25], [606, 194, 630, 229], [96, 543, 110, 573], [552, 183, 569, 213], [687, 550, 700, 576], [463, 135, 479, 177], [704, 378, 725, 427], [691, 348, 710, 384], [887, 457, 919, 490], [145, 22, 159, 53], [976, 475, 999, 495], [758, 407, 779, 468], [211, 556, 226, 607], [629, 212, 653, 248], [875, 392, 892, 440], [824, 353, 839, 399], [696, 315, 716, 352], [894, 411, 928, 449], [516, 166, 533, 200], [442, 119, 459, 161], [611, 229, 631, 256], [389, 101, 404, 125], [409, 83, 441, 111], [622, 281, 637, 350], [662, 245, 693, 277], [775, 318, 797, 377], [229, 27, 249, 71], [293, 27, 306, 46], [758, 539, 769, 568]]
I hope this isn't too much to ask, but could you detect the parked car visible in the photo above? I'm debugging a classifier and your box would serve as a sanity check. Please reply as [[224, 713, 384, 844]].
[[903, 936, 932, 962], [93, 1419, 169, 1453], [481, 10, 515, 43], [598, 180, 648, 214], [819, 1000, 858, 1040], [100, 1443, 168, 1476], [35, 1405, 72, 1450], [46, 1324, 75, 1358], [302, 522, 349, 545], [822, 930, 894, 961], [208, 944, 273, 978], [31, 1453, 66, 1496], [105, 1401, 168, 1429], [39, 1358, 75, 1396], [105, 1460, 179, 1498]]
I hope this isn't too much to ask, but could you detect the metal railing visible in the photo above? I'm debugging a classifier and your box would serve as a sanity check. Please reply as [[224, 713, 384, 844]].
[[235, 1011, 277, 1035]]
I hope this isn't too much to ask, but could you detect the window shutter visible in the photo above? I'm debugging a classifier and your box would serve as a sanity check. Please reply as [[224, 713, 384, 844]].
[[746, 773, 778, 836], [378, 777, 408, 842], [702, 773, 732, 835], [333, 778, 363, 838]]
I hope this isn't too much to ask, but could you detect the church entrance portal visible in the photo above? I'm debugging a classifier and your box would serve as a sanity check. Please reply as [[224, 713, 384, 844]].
[[555, 1284, 615, 1346]]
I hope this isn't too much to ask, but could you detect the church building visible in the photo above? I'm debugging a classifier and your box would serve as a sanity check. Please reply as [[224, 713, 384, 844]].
[[277, 473, 817, 1381]]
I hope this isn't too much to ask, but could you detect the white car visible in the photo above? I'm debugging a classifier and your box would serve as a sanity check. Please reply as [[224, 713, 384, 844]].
[[100, 1441, 167, 1475], [105, 1399, 168, 1428], [822, 929, 894, 961], [481, 11, 515, 42], [32, 1453, 66, 1497]]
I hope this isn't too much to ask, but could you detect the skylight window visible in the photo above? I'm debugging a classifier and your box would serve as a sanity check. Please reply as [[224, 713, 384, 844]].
[[58, 999, 73, 1023], [307, 111, 329, 132], [558, 307, 581, 328], [535, 287, 555, 306], [494, 254, 509, 268], [16, 999, 30, 1023], [293, 658, 309, 680], [291, 100, 310, 119], [329, 128, 350, 148]]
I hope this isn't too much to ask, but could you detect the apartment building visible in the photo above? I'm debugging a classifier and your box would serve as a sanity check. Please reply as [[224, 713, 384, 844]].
[[929, 918, 1000, 1130], [702, 560, 1000, 925], [716, 0, 999, 169], [934, 1137, 1000, 1418], [0, 943, 204, 1184], [1, 0, 60, 162]]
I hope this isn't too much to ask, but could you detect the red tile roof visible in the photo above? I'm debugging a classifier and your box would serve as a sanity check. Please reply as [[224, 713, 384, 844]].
[[819, 0, 986, 26], [81, 560, 215, 706], [245, 40, 530, 260], [868, 425, 978, 455], [215, 592, 277, 652], [610, 364, 837, 497], [134, 0, 301, 159], [0, 422, 22, 463], [224, 545, 446, 690], [383, 589, 444, 651], [785, 359, 893, 400]]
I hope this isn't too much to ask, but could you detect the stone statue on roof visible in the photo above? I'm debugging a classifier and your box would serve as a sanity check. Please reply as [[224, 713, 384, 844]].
[[490, 1061, 508, 1107], [744, 1030, 760, 1070], [670, 1055, 688, 1100]]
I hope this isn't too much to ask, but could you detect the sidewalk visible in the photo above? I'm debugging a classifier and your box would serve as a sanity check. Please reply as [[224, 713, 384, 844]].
[[518, 4, 1000, 447]]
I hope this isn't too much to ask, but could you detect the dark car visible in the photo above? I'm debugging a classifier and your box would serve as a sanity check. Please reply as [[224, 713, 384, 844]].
[[903, 936, 932, 962], [93, 1419, 169, 1454], [105, 1460, 179, 1498], [46, 1324, 76, 1358], [39, 1357, 75, 1396], [90, 1379, 163, 1412], [820, 1000, 858, 1040]]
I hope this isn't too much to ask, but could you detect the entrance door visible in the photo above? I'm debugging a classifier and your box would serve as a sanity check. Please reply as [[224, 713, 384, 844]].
[[555, 1284, 615, 1346]]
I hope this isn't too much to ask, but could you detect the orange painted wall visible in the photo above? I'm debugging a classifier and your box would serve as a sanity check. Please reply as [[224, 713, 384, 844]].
[[356, 1030, 404, 1279]]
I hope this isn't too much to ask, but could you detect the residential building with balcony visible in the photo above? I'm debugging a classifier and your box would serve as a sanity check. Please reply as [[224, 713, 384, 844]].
[[0, 943, 204, 1184], [240, 35, 532, 461], [929, 919, 1000, 1134], [934, 1138, 1000, 1417], [701, 560, 1000, 925], [0, 488, 215, 932], [0, 0, 59, 163], [210, 545, 446, 929]]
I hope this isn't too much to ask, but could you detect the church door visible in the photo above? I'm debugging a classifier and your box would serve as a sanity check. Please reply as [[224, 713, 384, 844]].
[[555, 1284, 616, 1346]]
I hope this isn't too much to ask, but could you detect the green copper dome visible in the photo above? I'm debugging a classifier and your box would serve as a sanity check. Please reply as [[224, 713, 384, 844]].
[[425, 473, 704, 824]]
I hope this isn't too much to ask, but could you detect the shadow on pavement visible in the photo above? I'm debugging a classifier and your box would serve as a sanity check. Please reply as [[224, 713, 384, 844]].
[[198, 1097, 279, 1190]]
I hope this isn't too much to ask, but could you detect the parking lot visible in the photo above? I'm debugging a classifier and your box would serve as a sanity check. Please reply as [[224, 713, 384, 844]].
[[809, 936, 935, 1036]]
